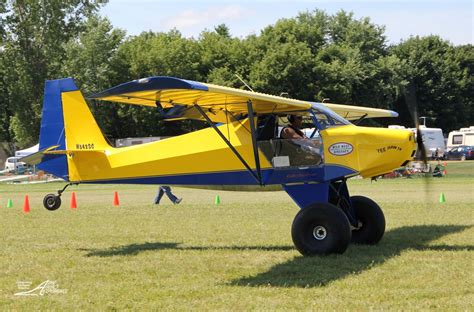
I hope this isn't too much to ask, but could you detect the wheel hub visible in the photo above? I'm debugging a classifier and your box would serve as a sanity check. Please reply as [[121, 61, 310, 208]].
[[312, 226, 327, 240]]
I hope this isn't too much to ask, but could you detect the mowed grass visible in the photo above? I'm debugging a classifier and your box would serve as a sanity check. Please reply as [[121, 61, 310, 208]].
[[0, 162, 473, 310]]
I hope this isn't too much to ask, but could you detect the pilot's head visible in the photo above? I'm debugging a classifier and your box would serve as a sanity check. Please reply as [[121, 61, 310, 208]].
[[288, 114, 303, 127]]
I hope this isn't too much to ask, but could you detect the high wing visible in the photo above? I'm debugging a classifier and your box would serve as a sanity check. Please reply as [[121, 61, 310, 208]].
[[325, 103, 398, 120], [88, 76, 397, 122]]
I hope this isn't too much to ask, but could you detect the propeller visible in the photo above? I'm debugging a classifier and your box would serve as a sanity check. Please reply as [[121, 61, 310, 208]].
[[402, 81, 435, 207], [404, 81, 428, 165]]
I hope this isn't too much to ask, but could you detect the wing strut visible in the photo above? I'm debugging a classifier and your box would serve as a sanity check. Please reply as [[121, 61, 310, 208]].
[[246, 100, 262, 185], [353, 113, 368, 125], [194, 104, 261, 185]]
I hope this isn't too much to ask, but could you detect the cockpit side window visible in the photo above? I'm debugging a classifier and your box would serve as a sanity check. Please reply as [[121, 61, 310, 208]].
[[257, 115, 277, 141], [257, 112, 325, 168]]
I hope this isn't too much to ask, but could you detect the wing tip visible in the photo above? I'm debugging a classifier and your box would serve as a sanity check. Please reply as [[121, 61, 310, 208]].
[[390, 110, 399, 118]]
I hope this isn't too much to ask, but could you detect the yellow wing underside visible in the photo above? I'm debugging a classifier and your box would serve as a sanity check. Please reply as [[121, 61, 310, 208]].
[[92, 82, 397, 122]]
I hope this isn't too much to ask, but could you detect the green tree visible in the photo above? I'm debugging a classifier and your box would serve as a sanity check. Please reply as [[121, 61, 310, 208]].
[[453, 44, 474, 129], [2, 0, 106, 147], [391, 36, 468, 131], [214, 23, 231, 38], [110, 30, 204, 137], [0, 50, 13, 142], [198, 25, 250, 87], [59, 15, 126, 140], [3, 4, 469, 143], [246, 9, 395, 111], [0, 1, 6, 42], [328, 10, 386, 60], [249, 42, 314, 99], [257, 10, 329, 55], [118, 29, 201, 80], [61, 16, 125, 93]]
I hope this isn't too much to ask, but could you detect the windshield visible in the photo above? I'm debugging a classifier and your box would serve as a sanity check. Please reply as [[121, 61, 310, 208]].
[[310, 103, 351, 130]]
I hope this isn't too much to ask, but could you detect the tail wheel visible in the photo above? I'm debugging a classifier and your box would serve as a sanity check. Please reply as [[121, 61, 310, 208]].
[[43, 194, 61, 211], [350, 196, 385, 244], [292, 203, 351, 256]]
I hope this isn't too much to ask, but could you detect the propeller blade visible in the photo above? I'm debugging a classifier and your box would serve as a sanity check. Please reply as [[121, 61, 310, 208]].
[[404, 81, 428, 165], [404, 81, 419, 126], [403, 80, 432, 206], [416, 127, 428, 165]]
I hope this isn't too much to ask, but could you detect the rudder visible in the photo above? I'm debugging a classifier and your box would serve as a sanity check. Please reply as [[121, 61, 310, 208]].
[[38, 78, 110, 180], [61, 86, 109, 152], [38, 78, 77, 179]]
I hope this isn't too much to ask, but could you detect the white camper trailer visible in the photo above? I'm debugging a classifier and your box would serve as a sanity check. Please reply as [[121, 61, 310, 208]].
[[389, 125, 445, 158], [418, 126, 446, 157], [447, 126, 474, 151]]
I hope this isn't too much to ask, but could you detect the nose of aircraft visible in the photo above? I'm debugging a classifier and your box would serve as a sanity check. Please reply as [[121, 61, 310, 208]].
[[322, 125, 417, 178], [355, 127, 417, 178]]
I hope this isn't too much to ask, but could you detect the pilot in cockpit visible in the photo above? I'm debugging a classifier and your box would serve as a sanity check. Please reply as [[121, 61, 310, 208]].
[[280, 114, 306, 139], [281, 114, 322, 162]]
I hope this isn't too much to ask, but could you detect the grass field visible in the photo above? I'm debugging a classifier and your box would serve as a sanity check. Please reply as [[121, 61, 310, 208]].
[[1, 161, 473, 310]]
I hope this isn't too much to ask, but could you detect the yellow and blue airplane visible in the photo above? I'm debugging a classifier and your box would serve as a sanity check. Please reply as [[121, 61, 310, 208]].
[[22, 76, 417, 256]]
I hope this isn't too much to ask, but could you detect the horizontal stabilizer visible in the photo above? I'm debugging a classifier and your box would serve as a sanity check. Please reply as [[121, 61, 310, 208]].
[[20, 145, 106, 166], [20, 145, 60, 165], [45, 149, 105, 155]]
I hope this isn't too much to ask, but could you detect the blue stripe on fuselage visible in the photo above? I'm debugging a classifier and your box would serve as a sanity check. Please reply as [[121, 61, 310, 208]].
[[79, 165, 357, 186]]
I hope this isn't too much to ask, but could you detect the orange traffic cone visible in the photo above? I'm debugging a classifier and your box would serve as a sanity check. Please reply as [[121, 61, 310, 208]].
[[71, 192, 77, 209], [113, 191, 120, 206], [23, 195, 30, 213]]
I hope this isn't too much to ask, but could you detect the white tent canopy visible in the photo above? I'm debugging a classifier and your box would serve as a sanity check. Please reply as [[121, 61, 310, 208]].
[[15, 144, 39, 158]]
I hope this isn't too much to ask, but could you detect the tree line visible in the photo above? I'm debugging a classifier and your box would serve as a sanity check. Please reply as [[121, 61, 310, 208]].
[[1, 1, 472, 148]]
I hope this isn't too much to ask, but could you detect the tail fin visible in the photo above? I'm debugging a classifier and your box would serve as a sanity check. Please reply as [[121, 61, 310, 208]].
[[38, 78, 109, 180]]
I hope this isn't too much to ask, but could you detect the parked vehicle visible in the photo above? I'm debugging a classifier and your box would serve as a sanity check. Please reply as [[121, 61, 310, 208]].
[[446, 145, 474, 161], [4, 156, 27, 171], [447, 126, 474, 151]]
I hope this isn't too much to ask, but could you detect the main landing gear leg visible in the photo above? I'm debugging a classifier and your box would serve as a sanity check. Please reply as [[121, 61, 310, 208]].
[[329, 180, 386, 245], [283, 180, 385, 256], [43, 182, 79, 211]]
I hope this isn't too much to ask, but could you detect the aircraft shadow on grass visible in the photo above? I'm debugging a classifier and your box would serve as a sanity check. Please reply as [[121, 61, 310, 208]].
[[80, 225, 472, 288], [80, 243, 293, 257], [232, 224, 472, 287]]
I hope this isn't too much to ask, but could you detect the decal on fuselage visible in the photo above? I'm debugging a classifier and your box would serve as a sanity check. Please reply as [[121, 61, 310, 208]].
[[328, 143, 353, 156], [76, 143, 94, 150], [377, 145, 402, 154]]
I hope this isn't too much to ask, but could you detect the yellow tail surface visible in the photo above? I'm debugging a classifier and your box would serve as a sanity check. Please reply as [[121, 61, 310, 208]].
[[61, 90, 110, 151]]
